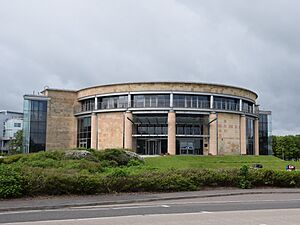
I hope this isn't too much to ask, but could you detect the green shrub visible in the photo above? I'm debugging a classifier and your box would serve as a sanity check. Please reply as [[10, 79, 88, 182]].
[[0, 154, 23, 164], [238, 165, 252, 189], [0, 166, 22, 198], [93, 149, 131, 166]]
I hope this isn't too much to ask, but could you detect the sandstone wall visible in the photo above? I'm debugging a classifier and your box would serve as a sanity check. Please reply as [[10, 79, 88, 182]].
[[97, 112, 124, 149], [217, 113, 241, 155], [44, 90, 77, 150], [77, 82, 257, 101]]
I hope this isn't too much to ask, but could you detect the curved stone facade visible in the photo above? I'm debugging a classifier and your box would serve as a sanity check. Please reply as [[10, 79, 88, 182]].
[[41, 82, 259, 156]]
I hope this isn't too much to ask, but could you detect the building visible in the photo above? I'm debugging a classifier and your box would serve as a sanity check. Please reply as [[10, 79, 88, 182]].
[[0, 110, 23, 153], [23, 82, 265, 155], [23, 95, 48, 153], [259, 110, 272, 155]]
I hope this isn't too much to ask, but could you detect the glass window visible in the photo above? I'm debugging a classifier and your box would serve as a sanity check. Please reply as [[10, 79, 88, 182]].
[[176, 114, 208, 136], [133, 95, 169, 108], [23, 99, 48, 153], [173, 94, 210, 108], [14, 123, 21, 127], [98, 95, 128, 109], [133, 114, 168, 135], [242, 101, 254, 113], [77, 117, 91, 149], [214, 97, 239, 111], [246, 117, 254, 155]]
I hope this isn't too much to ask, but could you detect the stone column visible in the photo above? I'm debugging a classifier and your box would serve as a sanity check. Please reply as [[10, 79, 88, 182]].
[[124, 111, 133, 150], [168, 111, 176, 155], [209, 112, 217, 155], [254, 118, 259, 155], [91, 113, 98, 149], [240, 115, 246, 155]]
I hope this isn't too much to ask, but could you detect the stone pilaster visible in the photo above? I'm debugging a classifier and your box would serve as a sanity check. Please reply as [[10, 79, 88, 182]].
[[209, 112, 217, 155], [91, 113, 98, 149], [254, 118, 259, 155], [168, 111, 176, 155], [240, 115, 246, 155], [124, 111, 133, 150]]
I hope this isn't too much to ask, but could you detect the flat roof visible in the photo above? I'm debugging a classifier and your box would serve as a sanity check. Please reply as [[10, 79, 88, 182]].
[[0, 110, 23, 115]]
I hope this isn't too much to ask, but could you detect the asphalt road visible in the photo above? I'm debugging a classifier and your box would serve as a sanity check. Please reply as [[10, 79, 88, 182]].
[[1, 193, 300, 225]]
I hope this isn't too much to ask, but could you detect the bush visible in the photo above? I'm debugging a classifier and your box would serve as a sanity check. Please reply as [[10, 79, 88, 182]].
[[0, 166, 22, 198], [93, 149, 132, 166], [238, 165, 252, 189], [0, 154, 23, 164]]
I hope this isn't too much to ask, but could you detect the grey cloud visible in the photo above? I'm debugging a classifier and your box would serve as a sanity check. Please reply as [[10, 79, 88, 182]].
[[0, 0, 299, 135]]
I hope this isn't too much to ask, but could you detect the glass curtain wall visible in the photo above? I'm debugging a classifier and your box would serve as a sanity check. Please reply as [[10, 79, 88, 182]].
[[98, 95, 128, 109], [173, 94, 210, 109], [23, 99, 48, 153], [80, 99, 94, 112], [214, 97, 239, 111], [77, 117, 91, 149], [133, 114, 168, 155], [176, 114, 208, 155], [242, 101, 254, 114], [132, 95, 170, 108], [246, 117, 254, 155], [259, 113, 272, 155]]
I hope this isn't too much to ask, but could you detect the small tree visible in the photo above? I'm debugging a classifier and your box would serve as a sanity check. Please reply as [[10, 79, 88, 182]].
[[8, 130, 23, 155]]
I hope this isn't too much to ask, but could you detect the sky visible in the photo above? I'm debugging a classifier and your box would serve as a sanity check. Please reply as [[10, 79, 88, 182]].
[[0, 0, 299, 135]]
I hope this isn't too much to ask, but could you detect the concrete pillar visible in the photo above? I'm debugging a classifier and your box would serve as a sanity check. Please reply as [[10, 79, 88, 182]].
[[94, 97, 98, 110], [91, 113, 98, 149], [210, 96, 214, 109], [254, 118, 259, 155], [124, 111, 133, 150], [168, 111, 176, 155], [209, 112, 217, 155], [128, 93, 131, 108], [239, 99, 243, 111], [203, 118, 209, 155], [240, 115, 246, 155]]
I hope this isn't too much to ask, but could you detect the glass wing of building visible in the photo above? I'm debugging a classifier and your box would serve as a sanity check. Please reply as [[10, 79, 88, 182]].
[[23, 96, 48, 153], [259, 111, 272, 155]]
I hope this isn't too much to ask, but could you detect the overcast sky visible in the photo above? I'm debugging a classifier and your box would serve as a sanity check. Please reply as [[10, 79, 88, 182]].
[[0, 0, 299, 135]]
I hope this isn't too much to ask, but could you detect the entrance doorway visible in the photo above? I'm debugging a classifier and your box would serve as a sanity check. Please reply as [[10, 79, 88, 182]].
[[145, 139, 161, 155], [176, 138, 204, 155], [136, 138, 167, 155]]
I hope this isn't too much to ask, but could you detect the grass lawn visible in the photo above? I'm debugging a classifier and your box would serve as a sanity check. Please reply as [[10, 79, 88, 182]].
[[144, 155, 300, 170]]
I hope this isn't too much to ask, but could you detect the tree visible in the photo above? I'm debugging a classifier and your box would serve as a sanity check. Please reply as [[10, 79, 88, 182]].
[[8, 130, 23, 154], [272, 135, 300, 161]]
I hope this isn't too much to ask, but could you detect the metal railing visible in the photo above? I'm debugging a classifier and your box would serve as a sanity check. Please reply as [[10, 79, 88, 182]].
[[97, 102, 128, 110], [131, 100, 170, 108], [74, 103, 95, 114], [74, 98, 258, 115], [173, 100, 210, 109], [213, 101, 239, 111]]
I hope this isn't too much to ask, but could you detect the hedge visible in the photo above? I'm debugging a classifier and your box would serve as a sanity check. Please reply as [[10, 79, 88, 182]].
[[1, 166, 300, 198]]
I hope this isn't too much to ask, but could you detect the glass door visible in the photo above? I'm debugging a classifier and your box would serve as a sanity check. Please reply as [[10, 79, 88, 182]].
[[146, 140, 161, 155]]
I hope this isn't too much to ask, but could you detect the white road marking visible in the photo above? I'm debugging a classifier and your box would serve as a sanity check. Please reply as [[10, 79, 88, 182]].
[[111, 205, 166, 210]]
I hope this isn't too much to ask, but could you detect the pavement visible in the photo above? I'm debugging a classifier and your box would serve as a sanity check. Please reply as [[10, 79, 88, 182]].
[[1, 188, 300, 212]]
